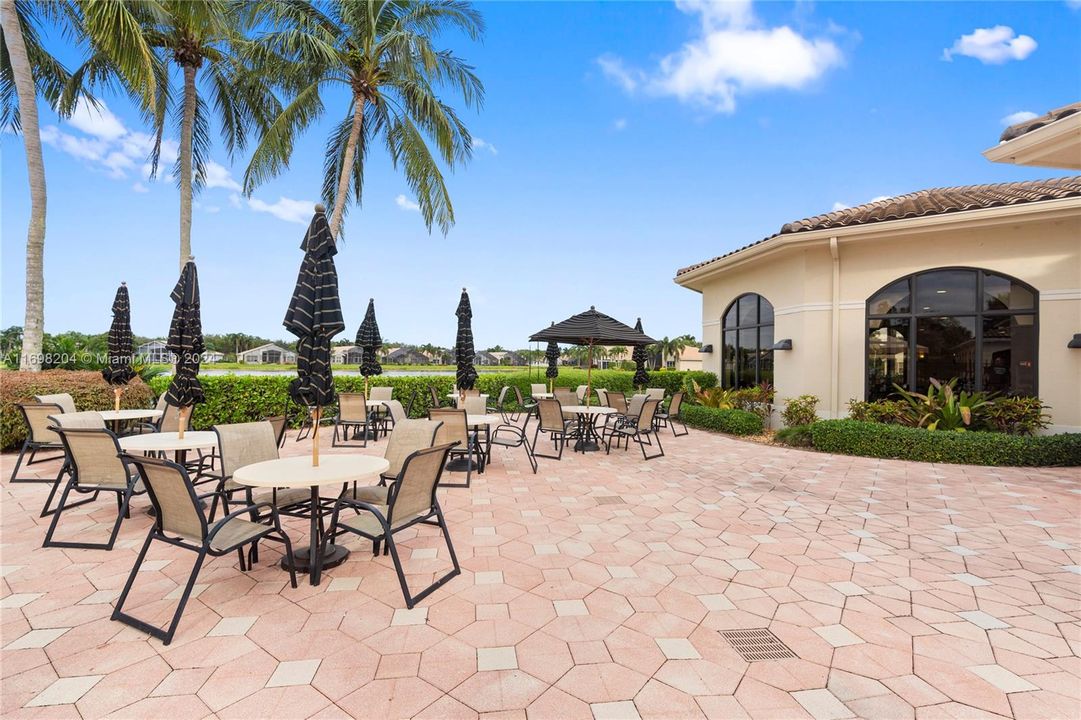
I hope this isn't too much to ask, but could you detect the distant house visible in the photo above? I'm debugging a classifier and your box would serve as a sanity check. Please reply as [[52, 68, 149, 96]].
[[331, 345, 364, 364], [483, 350, 527, 366], [239, 343, 296, 364], [474, 351, 499, 366], [384, 347, 429, 365], [671, 346, 702, 371], [136, 339, 171, 363], [203, 350, 225, 363]]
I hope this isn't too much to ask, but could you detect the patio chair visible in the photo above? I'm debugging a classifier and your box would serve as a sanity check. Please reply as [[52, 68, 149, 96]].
[[530, 383, 547, 398], [207, 421, 308, 523], [332, 392, 372, 447], [646, 388, 666, 402], [264, 415, 289, 448], [575, 385, 588, 402], [112, 454, 297, 645], [462, 388, 480, 398], [370, 386, 393, 403], [605, 398, 665, 460], [38, 411, 106, 517], [656, 391, 689, 437], [596, 388, 608, 406], [42, 426, 144, 551], [404, 389, 418, 418], [532, 398, 574, 460], [463, 396, 487, 416], [514, 386, 538, 419], [347, 419, 443, 504], [488, 386, 511, 416], [554, 388, 578, 421], [491, 412, 538, 474], [429, 408, 479, 487], [9, 403, 65, 484], [322, 442, 460, 609], [374, 399, 408, 437], [428, 385, 443, 408], [34, 393, 76, 414]]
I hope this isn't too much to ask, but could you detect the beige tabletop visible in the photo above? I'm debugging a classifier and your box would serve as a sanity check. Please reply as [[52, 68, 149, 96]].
[[231, 455, 390, 489], [97, 409, 163, 422], [366, 400, 387, 407], [466, 414, 502, 426], [531, 392, 554, 398], [120, 431, 217, 452], [562, 405, 617, 416]]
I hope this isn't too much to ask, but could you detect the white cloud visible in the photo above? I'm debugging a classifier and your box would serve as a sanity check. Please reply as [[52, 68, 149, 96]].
[[599, 0, 844, 114], [613, 118, 628, 131], [395, 194, 420, 212], [1068, 0, 1081, 9], [203, 160, 241, 191], [473, 137, 498, 155], [228, 193, 243, 209], [1001, 110, 1038, 126], [66, 98, 127, 140], [132, 182, 149, 193], [831, 201, 848, 211], [832, 194, 892, 211], [943, 26, 1037, 64], [194, 200, 221, 214], [248, 195, 317, 224]]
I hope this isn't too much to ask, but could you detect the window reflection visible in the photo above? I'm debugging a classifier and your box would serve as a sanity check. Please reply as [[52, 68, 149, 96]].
[[721, 294, 774, 389]]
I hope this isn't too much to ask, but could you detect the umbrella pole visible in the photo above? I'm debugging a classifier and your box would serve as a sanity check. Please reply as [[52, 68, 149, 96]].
[[178, 407, 188, 439], [114, 387, 122, 413], [311, 407, 320, 467], [586, 342, 594, 408]]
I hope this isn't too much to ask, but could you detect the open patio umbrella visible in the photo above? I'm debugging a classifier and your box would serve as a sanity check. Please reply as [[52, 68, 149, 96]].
[[455, 288, 478, 396], [631, 318, 650, 389], [284, 204, 344, 466], [163, 259, 205, 436], [530, 307, 654, 407], [543, 325, 560, 392], [102, 282, 136, 410], [356, 298, 382, 396]]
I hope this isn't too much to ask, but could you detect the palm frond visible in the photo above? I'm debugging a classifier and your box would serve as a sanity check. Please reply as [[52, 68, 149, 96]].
[[385, 114, 454, 235], [244, 78, 324, 194]]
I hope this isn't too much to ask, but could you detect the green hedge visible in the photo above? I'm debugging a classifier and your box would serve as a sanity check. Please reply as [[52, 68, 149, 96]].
[[148, 369, 718, 430], [810, 420, 1081, 467], [681, 404, 763, 436]]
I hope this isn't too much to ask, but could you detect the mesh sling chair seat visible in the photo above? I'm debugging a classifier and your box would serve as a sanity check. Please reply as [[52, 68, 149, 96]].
[[42, 425, 145, 550], [265, 415, 289, 448], [333, 392, 373, 447], [515, 386, 538, 418], [208, 422, 308, 523], [532, 398, 575, 460], [429, 408, 479, 488], [369, 387, 392, 436], [374, 399, 407, 438], [322, 443, 460, 609], [655, 390, 689, 437], [428, 385, 443, 408], [39, 411, 111, 516], [348, 419, 442, 505], [112, 454, 298, 645], [553, 388, 578, 421], [488, 386, 511, 418], [10, 403, 66, 484], [34, 393, 76, 413], [462, 396, 487, 416], [605, 398, 665, 460]]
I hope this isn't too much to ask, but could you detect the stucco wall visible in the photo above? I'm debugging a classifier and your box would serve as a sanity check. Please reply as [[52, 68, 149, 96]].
[[687, 211, 1081, 432]]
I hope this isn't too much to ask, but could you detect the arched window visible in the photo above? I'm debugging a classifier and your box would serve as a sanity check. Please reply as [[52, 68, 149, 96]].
[[722, 293, 774, 388], [866, 268, 1037, 400]]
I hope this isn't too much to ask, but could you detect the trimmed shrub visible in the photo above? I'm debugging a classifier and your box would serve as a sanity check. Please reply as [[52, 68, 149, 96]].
[[781, 395, 819, 428], [682, 404, 763, 436], [1, 370, 155, 450], [847, 398, 910, 425], [810, 419, 1081, 467], [981, 396, 1052, 435], [774, 424, 814, 448]]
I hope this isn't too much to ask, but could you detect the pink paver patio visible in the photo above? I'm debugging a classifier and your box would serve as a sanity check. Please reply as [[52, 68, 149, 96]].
[[2, 428, 1079, 719]]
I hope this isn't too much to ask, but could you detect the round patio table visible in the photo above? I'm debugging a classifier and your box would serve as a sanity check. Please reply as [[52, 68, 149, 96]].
[[232, 455, 390, 586], [531, 392, 554, 399], [120, 432, 218, 515], [97, 408, 162, 435], [561, 405, 616, 452]]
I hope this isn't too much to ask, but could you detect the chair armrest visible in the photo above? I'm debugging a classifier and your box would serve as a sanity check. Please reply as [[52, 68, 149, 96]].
[[207, 501, 277, 542]]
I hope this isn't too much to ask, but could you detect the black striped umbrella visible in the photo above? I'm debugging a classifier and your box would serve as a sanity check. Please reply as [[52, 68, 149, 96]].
[[284, 205, 344, 411], [163, 260, 205, 409], [102, 282, 136, 387], [356, 298, 382, 384], [543, 323, 560, 389], [632, 318, 650, 388], [455, 288, 478, 391]]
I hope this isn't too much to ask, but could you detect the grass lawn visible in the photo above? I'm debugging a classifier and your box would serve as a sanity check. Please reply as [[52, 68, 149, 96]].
[[161, 362, 535, 373]]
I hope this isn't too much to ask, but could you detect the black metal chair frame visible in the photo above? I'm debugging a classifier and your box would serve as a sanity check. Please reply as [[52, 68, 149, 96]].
[[322, 443, 460, 609], [9, 403, 65, 484], [512, 386, 538, 419], [656, 392, 689, 437], [605, 399, 665, 460], [428, 408, 481, 488], [42, 426, 142, 551], [490, 420, 538, 474], [428, 385, 442, 409], [532, 399, 574, 460], [111, 454, 298, 645]]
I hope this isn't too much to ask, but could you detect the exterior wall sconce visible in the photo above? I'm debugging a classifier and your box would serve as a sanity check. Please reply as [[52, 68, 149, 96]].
[[1069, 334, 1081, 349], [700, 344, 713, 353], [773, 339, 793, 350]]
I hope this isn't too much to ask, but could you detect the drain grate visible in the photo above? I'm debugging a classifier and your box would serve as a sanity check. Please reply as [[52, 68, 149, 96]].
[[594, 496, 626, 505], [720, 628, 797, 661]]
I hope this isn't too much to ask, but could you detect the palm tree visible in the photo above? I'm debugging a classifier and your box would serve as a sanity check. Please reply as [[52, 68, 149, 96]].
[[242, 0, 485, 238], [651, 335, 693, 369]]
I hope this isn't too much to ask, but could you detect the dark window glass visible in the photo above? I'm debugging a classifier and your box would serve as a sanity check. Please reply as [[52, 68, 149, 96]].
[[916, 316, 976, 391], [724, 304, 738, 327], [721, 294, 775, 389], [758, 324, 774, 386], [867, 318, 910, 400], [982, 315, 1036, 395], [738, 297, 758, 325], [738, 328, 757, 387], [983, 272, 1035, 311], [759, 300, 774, 325], [915, 270, 977, 314], [722, 331, 737, 388], [868, 279, 910, 315]]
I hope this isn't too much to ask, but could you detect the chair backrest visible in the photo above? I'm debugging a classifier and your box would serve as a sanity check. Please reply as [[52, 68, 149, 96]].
[[338, 393, 368, 423], [668, 391, 684, 417], [514, 386, 527, 405], [530, 383, 546, 396], [575, 385, 588, 402], [127, 455, 205, 541], [19, 403, 63, 444], [596, 388, 608, 406], [388, 442, 456, 525], [463, 396, 486, 416], [405, 389, 418, 418], [154, 394, 169, 412], [53, 427, 127, 488], [607, 392, 628, 414], [384, 419, 442, 478], [384, 399, 407, 424], [158, 403, 191, 433], [638, 398, 661, 432], [429, 408, 469, 446], [35, 393, 76, 414], [428, 385, 442, 408], [50, 411, 106, 429], [264, 415, 288, 446], [462, 388, 480, 398], [627, 393, 647, 417], [554, 388, 577, 408], [646, 388, 666, 401], [537, 399, 566, 432], [370, 386, 392, 402], [214, 421, 279, 479], [496, 386, 509, 407]]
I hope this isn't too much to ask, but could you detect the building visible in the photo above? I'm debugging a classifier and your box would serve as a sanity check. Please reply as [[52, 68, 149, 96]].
[[238, 343, 296, 364], [672, 346, 703, 372], [331, 345, 364, 364], [136, 340, 171, 363], [203, 351, 225, 363], [675, 102, 1081, 432], [384, 347, 430, 365], [476, 350, 527, 366]]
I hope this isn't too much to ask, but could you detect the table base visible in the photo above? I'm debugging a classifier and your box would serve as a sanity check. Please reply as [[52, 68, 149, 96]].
[[281, 543, 350, 573]]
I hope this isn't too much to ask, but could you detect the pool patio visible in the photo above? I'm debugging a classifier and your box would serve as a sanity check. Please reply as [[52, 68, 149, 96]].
[[2, 428, 1079, 719]]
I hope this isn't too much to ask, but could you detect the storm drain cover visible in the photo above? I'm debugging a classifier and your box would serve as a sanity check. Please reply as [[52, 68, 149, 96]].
[[594, 496, 625, 505], [720, 629, 796, 661]]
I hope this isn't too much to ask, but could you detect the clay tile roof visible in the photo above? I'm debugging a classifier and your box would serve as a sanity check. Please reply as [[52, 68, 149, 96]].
[[676, 176, 1081, 277], [1000, 102, 1081, 142]]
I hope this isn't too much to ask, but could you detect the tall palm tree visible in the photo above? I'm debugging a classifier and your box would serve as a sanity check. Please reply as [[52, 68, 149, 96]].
[[242, 0, 484, 238]]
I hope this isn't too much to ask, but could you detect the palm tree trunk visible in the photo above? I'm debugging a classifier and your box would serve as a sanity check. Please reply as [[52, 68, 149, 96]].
[[178, 64, 196, 270], [329, 96, 365, 238], [1, 1, 46, 372]]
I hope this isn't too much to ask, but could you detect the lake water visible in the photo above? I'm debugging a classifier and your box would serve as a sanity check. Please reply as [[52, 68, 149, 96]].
[[198, 369, 458, 377]]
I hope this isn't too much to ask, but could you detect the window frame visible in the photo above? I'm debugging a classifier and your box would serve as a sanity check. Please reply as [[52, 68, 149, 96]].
[[864, 267, 1039, 399], [721, 293, 775, 389]]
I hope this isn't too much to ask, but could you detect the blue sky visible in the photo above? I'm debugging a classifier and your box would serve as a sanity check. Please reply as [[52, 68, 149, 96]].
[[2, 1, 1079, 349]]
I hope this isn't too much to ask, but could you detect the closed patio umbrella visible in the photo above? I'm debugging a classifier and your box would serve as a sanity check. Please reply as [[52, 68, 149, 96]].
[[356, 298, 382, 396], [163, 259, 205, 436], [543, 324, 560, 392], [102, 282, 136, 411], [455, 288, 478, 395], [632, 318, 650, 389], [284, 204, 344, 466]]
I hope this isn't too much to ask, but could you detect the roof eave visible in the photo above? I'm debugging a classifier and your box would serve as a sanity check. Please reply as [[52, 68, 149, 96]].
[[982, 113, 1081, 170]]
